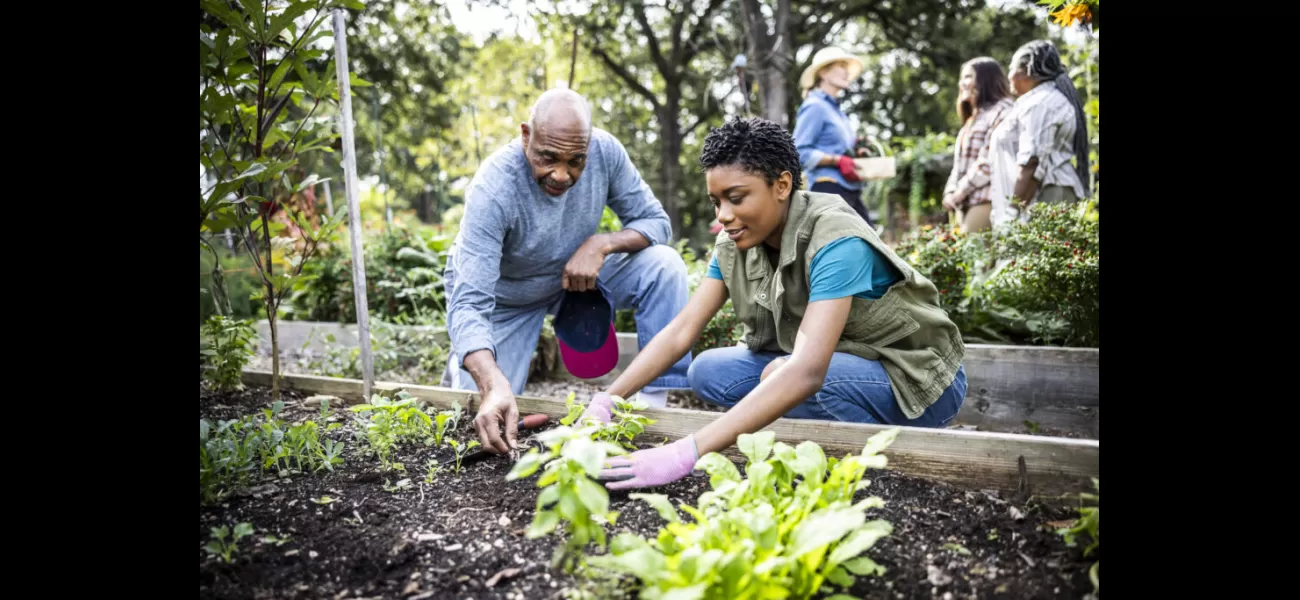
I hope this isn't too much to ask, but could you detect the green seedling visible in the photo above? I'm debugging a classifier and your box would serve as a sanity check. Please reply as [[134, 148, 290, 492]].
[[507, 425, 626, 572], [311, 496, 337, 505], [506, 395, 654, 572], [424, 459, 442, 483], [559, 392, 585, 426], [200, 316, 256, 391], [200, 402, 342, 505], [1057, 478, 1099, 592], [588, 429, 901, 599], [350, 391, 434, 471], [598, 396, 657, 450], [321, 439, 345, 470], [557, 392, 655, 450], [433, 401, 463, 447], [944, 542, 972, 556], [447, 439, 480, 475], [205, 522, 254, 563]]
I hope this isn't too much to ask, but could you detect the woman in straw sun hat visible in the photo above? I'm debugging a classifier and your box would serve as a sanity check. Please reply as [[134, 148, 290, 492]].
[[792, 46, 873, 226]]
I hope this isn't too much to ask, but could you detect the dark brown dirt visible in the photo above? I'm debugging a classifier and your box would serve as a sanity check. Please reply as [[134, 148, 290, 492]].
[[199, 383, 1096, 600]]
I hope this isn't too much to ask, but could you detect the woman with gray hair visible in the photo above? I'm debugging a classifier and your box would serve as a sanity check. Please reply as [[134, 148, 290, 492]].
[[988, 40, 1091, 227]]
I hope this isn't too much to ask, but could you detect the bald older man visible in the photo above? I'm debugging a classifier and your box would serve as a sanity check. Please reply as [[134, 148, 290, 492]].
[[442, 89, 692, 453]]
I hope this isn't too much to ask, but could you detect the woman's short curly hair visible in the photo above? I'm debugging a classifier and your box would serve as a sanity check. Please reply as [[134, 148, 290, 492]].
[[698, 117, 803, 191]]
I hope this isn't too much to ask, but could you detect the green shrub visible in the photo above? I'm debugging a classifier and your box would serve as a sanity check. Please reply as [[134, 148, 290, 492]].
[[894, 200, 1099, 347], [288, 225, 451, 325], [200, 315, 257, 391]]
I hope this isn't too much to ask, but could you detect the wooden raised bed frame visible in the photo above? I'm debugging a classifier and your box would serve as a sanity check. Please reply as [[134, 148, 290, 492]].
[[260, 320, 1101, 438], [243, 370, 1099, 498]]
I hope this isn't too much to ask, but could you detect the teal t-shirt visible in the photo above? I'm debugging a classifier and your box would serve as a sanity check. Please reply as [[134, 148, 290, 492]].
[[705, 237, 902, 301]]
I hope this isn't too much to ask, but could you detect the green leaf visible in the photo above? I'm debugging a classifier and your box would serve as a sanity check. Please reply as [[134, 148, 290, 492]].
[[267, 58, 295, 93], [824, 595, 861, 600], [561, 436, 603, 477], [526, 510, 559, 538], [852, 496, 885, 512], [349, 72, 372, 88], [537, 467, 560, 488], [558, 491, 580, 521], [789, 507, 865, 557], [201, 0, 255, 39], [746, 460, 774, 492], [860, 455, 887, 470], [754, 555, 789, 575], [696, 453, 741, 487], [205, 180, 244, 212], [536, 485, 560, 510], [204, 541, 223, 555], [685, 548, 725, 584], [237, 162, 268, 181], [841, 556, 885, 576], [294, 174, 330, 192], [587, 546, 670, 583], [794, 440, 828, 482], [660, 584, 709, 600], [227, 195, 266, 207], [233, 522, 255, 538], [679, 504, 708, 526], [242, 0, 268, 41], [737, 430, 775, 464], [268, 1, 313, 42], [828, 520, 894, 564], [597, 441, 629, 457], [942, 542, 971, 556], [861, 427, 900, 457], [506, 449, 545, 481], [630, 493, 680, 523], [772, 441, 797, 468], [575, 477, 610, 515], [536, 426, 575, 445], [826, 566, 855, 587]]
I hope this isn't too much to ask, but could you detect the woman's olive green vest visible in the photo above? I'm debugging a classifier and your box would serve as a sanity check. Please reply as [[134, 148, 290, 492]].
[[712, 191, 965, 418]]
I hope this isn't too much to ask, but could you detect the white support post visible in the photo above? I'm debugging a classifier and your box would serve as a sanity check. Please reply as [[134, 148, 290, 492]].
[[332, 8, 373, 399]]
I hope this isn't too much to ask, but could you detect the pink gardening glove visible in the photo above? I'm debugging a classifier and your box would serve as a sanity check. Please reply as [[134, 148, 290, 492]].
[[578, 392, 614, 425], [837, 155, 861, 182], [597, 435, 699, 490]]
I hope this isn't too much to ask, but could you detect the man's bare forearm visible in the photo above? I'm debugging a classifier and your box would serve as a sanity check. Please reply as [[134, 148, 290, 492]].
[[590, 229, 651, 256], [463, 349, 510, 394]]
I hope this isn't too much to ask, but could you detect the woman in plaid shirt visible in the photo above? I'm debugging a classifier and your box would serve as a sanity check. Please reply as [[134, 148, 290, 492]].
[[942, 57, 1015, 233]]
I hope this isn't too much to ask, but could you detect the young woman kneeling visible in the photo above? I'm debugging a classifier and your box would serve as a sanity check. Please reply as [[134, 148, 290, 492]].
[[581, 117, 968, 491]]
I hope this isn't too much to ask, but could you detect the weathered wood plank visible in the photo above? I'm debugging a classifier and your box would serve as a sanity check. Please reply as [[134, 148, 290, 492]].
[[258, 321, 1099, 437], [254, 320, 447, 353], [243, 370, 1098, 498], [961, 345, 1099, 438]]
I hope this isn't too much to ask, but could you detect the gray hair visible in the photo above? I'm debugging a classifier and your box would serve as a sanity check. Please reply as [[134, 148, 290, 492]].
[[1012, 40, 1091, 199]]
